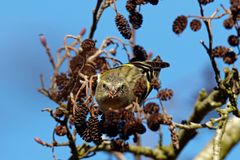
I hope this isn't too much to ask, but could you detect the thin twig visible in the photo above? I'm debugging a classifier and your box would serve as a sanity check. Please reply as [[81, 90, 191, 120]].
[[41, 108, 64, 124], [198, 2, 221, 87], [129, 28, 136, 52], [112, 0, 118, 13], [53, 34, 81, 81], [112, 152, 127, 160], [187, 9, 228, 20], [38, 88, 50, 97], [89, 0, 104, 39], [87, 36, 130, 63], [96, 0, 115, 20], [200, 40, 209, 51], [158, 126, 163, 147], [40, 74, 45, 89], [39, 34, 56, 69], [102, 56, 123, 65], [35, 139, 70, 147], [220, 4, 231, 15], [174, 116, 226, 130], [65, 123, 78, 159]]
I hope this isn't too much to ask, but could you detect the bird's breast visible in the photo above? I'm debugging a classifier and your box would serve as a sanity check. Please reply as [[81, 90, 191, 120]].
[[99, 96, 130, 111]]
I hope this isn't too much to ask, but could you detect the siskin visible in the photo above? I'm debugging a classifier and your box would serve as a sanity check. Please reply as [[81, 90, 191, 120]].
[[96, 57, 169, 112]]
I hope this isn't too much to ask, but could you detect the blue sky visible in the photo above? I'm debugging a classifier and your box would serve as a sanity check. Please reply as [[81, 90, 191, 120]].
[[0, 0, 239, 159]]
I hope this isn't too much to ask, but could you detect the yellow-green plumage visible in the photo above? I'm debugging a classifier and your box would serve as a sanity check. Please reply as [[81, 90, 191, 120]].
[[96, 62, 155, 112], [95, 56, 170, 112]]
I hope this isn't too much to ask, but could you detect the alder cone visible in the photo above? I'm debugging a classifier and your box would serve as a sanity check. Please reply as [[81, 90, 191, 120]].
[[129, 12, 143, 29], [88, 116, 102, 145], [135, 0, 148, 5], [131, 45, 148, 61], [74, 104, 89, 136], [82, 128, 92, 142], [147, 113, 161, 131], [148, 0, 159, 5], [228, 35, 239, 47], [212, 46, 229, 58], [223, 18, 235, 29], [81, 39, 95, 51], [115, 13, 132, 39], [143, 102, 160, 114], [190, 19, 202, 32], [230, 0, 239, 5], [55, 125, 67, 136], [223, 51, 238, 64], [199, 0, 214, 5], [230, 3, 240, 18], [172, 15, 188, 35], [157, 89, 173, 101], [126, 0, 136, 13]]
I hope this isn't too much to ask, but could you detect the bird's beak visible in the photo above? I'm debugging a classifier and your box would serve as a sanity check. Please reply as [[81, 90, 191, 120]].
[[108, 88, 117, 98]]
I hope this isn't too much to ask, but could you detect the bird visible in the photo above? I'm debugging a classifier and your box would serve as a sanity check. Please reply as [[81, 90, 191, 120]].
[[95, 56, 169, 112]]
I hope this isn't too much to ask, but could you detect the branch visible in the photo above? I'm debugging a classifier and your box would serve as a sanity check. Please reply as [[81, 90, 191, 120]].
[[195, 116, 240, 160], [72, 142, 167, 160], [174, 116, 226, 130], [41, 108, 64, 124], [187, 5, 229, 21], [175, 89, 227, 156], [34, 137, 70, 147], [41, 107, 78, 158], [173, 68, 239, 156], [39, 34, 56, 70], [213, 112, 228, 160], [86, 36, 130, 63], [112, 152, 127, 160], [65, 123, 78, 159], [88, 0, 104, 39], [96, 0, 115, 21], [129, 28, 136, 52], [198, 3, 221, 86]]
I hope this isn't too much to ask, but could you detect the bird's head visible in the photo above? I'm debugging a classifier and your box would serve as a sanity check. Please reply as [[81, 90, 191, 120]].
[[96, 71, 131, 111], [101, 77, 129, 99]]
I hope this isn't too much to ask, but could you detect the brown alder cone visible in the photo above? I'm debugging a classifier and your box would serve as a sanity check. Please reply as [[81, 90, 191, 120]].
[[157, 89, 173, 101], [228, 35, 239, 46], [55, 125, 67, 136], [126, 0, 136, 13], [88, 116, 103, 145], [223, 17, 235, 29], [172, 15, 188, 35], [81, 39, 95, 51], [129, 12, 143, 29], [212, 46, 230, 58], [223, 51, 238, 64], [199, 0, 214, 5], [190, 19, 202, 32], [143, 102, 160, 114], [148, 0, 159, 5], [115, 13, 132, 39], [74, 104, 89, 136]]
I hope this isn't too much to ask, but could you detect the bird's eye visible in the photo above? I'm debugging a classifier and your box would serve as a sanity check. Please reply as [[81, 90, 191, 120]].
[[103, 83, 109, 90], [102, 83, 106, 88], [121, 84, 125, 90]]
